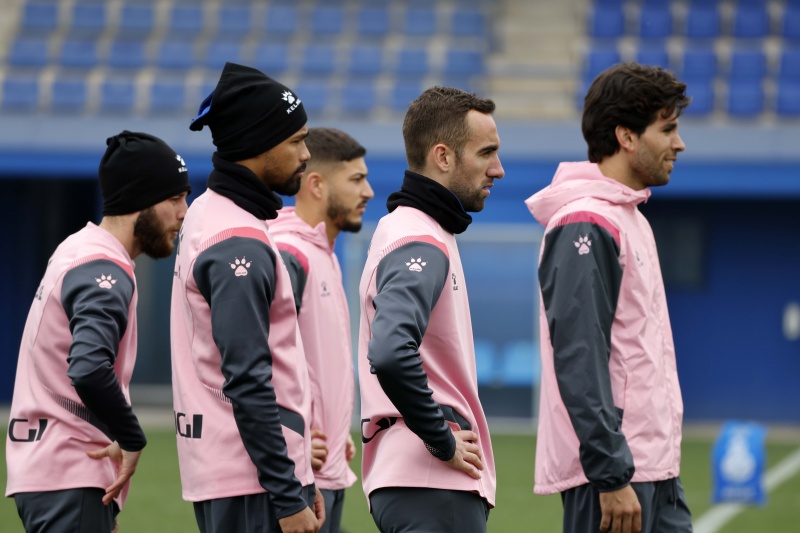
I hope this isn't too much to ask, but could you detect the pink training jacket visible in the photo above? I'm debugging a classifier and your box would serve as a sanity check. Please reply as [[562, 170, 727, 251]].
[[271, 207, 357, 491], [526, 162, 684, 495]]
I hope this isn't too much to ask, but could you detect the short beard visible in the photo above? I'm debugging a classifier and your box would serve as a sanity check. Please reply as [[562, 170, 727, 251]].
[[271, 163, 306, 196], [327, 196, 363, 234], [134, 207, 174, 259]]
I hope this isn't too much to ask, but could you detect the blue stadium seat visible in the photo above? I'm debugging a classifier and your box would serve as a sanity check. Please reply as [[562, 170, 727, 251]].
[[356, 6, 391, 38], [403, 7, 437, 36], [451, 10, 486, 38], [251, 42, 290, 75], [727, 80, 764, 116], [100, 78, 136, 113], [8, 37, 49, 68], [775, 81, 800, 116], [636, 44, 670, 68], [107, 40, 146, 70], [638, 5, 673, 39], [168, 4, 204, 37], [216, 6, 251, 37], [684, 5, 720, 39], [50, 76, 87, 113], [587, 6, 625, 39], [442, 76, 482, 94], [732, 5, 769, 39], [311, 6, 344, 35], [585, 45, 621, 81], [444, 48, 485, 77], [264, 5, 298, 36], [149, 79, 187, 115], [474, 338, 498, 386], [499, 340, 541, 387], [118, 3, 155, 37], [341, 81, 378, 115], [728, 47, 766, 82], [395, 47, 429, 77], [155, 40, 195, 70], [2, 75, 40, 112], [680, 45, 717, 81], [59, 38, 99, 69], [300, 44, 336, 76], [779, 47, 800, 82], [19, 1, 59, 35], [683, 79, 715, 116], [389, 82, 421, 112], [69, 1, 106, 36], [204, 41, 245, 70], [783, 6, 800, 41], [293, 81, 329, 114], [348, 44, 383, 78]]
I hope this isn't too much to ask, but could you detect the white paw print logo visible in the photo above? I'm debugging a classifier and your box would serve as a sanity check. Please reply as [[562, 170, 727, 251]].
[[406, 257, 427, 272], [230, 257, 252, 277], [281, 90, 296, 104], [95, 274, 117, 289], [574, 235, 592, 255]]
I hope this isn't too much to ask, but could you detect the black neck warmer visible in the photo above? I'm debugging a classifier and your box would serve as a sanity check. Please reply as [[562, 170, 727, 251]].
[[386, 171, 473, 234], [206, 152, 283, 220]]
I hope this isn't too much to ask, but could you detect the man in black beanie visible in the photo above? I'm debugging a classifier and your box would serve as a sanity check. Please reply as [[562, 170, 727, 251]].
[[171, 62, 324, 533], [6, 131, 190, 533]]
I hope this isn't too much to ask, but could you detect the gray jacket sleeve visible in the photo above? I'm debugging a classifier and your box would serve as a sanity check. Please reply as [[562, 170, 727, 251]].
[[62, 259, 146, 452], [279, 250, 308, 314], [368, 240, 456, 461], [539, 218, 634, 492], [193, 236, 306, 520]]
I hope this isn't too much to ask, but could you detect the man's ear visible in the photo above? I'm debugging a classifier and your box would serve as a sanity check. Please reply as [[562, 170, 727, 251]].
[[431, 143, 453, 173], [616, 125, 637, 153], [305, 171, 325, 200]]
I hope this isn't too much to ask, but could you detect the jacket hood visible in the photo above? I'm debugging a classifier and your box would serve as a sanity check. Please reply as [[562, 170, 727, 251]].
[[271, 207, 333, 252], [525, 162, 651, 227]]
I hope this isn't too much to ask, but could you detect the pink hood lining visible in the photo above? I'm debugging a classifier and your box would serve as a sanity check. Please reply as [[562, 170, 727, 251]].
[[271, 207, 334, 254]]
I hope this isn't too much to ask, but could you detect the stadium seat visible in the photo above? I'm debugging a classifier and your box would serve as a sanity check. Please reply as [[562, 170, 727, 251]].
[[726, 80, 764, 117], [100, 77, 136, 113], [451, 10, 486, 38], [19, 1, 59, 35], [587, 6, 625, 39], [8, 37, 49, 68], [356, 6, 391, 38], [444, 48, 485, 77], [204, 41, 245, 70], [167, 4, 204, 37], [395, 47, 429, 78], [779, 47, 800, 82], [251, 42, 290, 75], [118, 3, 155, 37], [638, 4, 673, 39], [683, 79, 715, 116], [684, 4, 721, 39], [340, 81, 378, 115], [474, 338, 498, 386], [107, 40, 146, 70], [311, 6, 344, 36], [348, 44, 383, 78], [680, 45, 717, 81], [2, 75, 40, 112], [636, 44, 670, 68], [783, 6, 800, 41], [728, 47, 766, 82], [293, 81, 329, 114], [69, 1, 106, 36], [584, 45, 621, 81], [264, 5, 298, 36], [216, 6, 251, 38], [58, 38, 99, 69], [403, 7, 437, 36], [300, 44, 336, 76], [389, 81, 421, 112], [775, 81, 800, 116], [732, 5, 769, 39], [155, 40, 195, 70], [50, 76, 88, 113], [499, 340, 541, 387], [149, 79, 187, 115]]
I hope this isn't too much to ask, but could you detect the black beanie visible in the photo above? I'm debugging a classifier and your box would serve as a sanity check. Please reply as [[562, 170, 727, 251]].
[[99, 131, 191, 216], [189, 62, 307, 161]]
